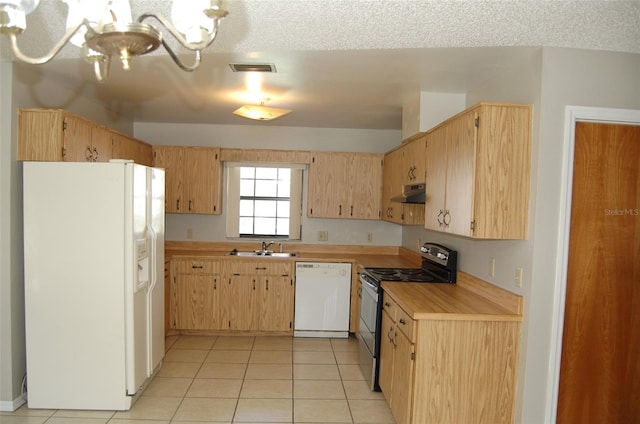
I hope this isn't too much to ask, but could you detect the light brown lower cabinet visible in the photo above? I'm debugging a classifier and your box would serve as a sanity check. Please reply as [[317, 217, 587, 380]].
[[171, 258, 294, 333], [172, 259, 223, 330], [379, 294, 520, 424]]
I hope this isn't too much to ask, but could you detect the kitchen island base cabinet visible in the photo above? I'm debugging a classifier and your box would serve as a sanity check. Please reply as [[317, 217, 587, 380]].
[[380, 292, 520, 424]]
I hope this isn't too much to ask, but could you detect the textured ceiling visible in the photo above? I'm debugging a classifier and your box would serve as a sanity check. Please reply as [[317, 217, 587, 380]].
[[3, 1, 639, 129]]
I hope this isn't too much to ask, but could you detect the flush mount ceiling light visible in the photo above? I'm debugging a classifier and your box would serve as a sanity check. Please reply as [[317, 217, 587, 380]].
[[233, 100, 292, 121], [0, 0, 228, 82]]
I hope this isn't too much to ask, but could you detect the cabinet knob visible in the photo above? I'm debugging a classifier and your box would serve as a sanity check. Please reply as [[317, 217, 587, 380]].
[[399, 318, 406, 325]]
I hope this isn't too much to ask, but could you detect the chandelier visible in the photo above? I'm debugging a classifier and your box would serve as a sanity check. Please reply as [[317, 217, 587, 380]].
[[0, 0, 228, 82]]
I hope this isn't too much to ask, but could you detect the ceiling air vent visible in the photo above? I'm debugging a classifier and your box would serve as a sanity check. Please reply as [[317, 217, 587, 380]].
[[229, 63, 277, 73]]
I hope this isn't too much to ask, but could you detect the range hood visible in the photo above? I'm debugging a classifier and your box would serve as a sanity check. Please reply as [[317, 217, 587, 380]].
[[391, 183, 426, 204]]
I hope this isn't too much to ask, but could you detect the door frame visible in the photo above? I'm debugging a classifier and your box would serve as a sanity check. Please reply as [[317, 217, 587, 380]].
[[548, 105, 640, 422]]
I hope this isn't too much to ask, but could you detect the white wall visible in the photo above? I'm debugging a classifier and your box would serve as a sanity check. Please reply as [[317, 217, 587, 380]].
[[0, 61, 26, 411], [402, 92, 466, 140], [135, 122, 404, 245]]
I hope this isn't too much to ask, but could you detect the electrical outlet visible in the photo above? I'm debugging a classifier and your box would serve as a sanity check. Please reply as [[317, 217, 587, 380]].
[[515, 267, 523, 288], [489, 258, 495, 277], [186, 228, 193, 239], [318, 231, 329, 242], [367, 232, 373, 243]]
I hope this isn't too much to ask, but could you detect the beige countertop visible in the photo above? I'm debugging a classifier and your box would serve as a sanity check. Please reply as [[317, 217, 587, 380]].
[[166, 241, 523, 321], [165, 241, 422, 269], [382, 273, 523, 321]]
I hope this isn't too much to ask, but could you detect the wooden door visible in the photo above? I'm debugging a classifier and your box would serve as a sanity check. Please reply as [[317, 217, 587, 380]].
[[90, 126, 112, 162], [557, 122, 640, 423], [175, 274, 211, 330], [184, 147, 220, 214], [445, 110, 476, 236], [258, 276, 293, 331], [390, 330, 414, 424], [424, 125, 448, 231], [349, 153, 382, 219], [228, 275, 259, 331], [378, 310, 395, 402], [308, 152, 349, 218], [152, 146, 184, 213], [63, 114, 94, 162], [404, 135, 427, 184], [382, 148, 403, 223], [112, 133, 152, 166], [18, 109, 65, 161]]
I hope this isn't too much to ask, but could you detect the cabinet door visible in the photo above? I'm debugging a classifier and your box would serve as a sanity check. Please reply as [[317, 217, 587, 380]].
[[18, 109, 65, 161], [425, 125, 448, 231], [63, 115, 94, 162], [175, 274, 215, 330], [349, 153, 382, 219], [90, 125, 112, 163], [228, 275, 259, 331], [153, 146, 184, 213], [445, 110, 476, 236], [382, 149, 404, 224], [390, 329, 415, 424], [378, 310, 395, 403], [308, 152, 350, 218], [473, 105, 531, 239], [112, 133, 152, 166], [258, 276, 293, 331], [403, 136, 427, 184], [184, 147, 221, 214]]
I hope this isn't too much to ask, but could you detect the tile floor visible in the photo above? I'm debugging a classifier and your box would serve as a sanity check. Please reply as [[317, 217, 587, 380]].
[[1, 335, 395, 423]]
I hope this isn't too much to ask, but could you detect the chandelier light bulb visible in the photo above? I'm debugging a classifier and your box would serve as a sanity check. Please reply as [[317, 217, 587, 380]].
[[0, 0, 40, 33], [0, 0, 228, 82]]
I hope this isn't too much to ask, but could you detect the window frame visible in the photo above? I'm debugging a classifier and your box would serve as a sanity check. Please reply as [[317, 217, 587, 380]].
[[225, 162, 303, 240]]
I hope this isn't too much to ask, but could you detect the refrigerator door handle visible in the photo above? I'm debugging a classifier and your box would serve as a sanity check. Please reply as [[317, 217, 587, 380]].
[[135, 280, 149, 293]]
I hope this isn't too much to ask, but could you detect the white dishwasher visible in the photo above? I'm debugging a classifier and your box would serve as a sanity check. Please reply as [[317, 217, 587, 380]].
[[294, 262, 352, 338]]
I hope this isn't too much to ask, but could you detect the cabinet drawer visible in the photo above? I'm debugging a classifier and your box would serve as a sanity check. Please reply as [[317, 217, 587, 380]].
[[173, 259, 220, 274], [227, 261, 292, 276], [382, 296, 397, 322], [395, 307, 415, 342]]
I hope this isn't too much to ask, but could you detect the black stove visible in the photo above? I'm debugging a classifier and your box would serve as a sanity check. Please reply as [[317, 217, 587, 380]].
[[360, 242, 457, 288], [360, 267, 436, 283], [357, 242, 458, 392]]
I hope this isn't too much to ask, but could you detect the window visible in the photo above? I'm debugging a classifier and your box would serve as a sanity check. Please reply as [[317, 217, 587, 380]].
[[226, 163, 303, 239]]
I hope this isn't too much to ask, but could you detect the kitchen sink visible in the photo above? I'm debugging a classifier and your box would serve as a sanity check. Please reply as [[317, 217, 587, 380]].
[[226, 249, 298, 258]]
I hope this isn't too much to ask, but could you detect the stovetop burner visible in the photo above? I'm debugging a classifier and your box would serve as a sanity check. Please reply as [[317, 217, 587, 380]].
[[361, 243, 457, 286], [363, 267, 435, 282]]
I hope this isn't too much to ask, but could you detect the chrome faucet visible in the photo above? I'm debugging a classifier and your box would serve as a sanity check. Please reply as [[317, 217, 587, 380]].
[[261, 241, 275, 252]]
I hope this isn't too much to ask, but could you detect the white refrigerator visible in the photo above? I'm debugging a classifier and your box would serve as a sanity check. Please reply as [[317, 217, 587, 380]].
[[23, 160, 165, 410]]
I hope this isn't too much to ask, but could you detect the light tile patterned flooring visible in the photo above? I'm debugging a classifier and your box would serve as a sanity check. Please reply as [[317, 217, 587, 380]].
[[1, 335, 395, 423]]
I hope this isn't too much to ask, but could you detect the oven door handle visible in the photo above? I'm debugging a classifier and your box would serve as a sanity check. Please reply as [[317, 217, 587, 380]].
[[360, 277, 378, 292]]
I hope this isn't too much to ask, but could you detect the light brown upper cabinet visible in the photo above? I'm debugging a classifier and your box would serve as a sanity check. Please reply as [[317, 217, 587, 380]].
[[381, 135, 426, 225], [152, 146, 222, 215], [307, 151, 383, 220], [19, 109, 111, 162], [424, 103, 532, 239], [111, 132, 152, 166], [18, 108, 152, 164]]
